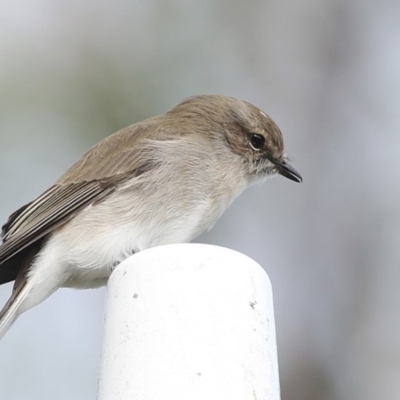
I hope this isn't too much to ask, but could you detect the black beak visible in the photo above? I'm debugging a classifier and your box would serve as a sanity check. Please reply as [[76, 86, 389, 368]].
[[274, 160, 303, 183]]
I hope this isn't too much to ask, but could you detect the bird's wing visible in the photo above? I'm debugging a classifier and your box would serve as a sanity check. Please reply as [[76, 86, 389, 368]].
[[0, 121, 163, 265], [0, 177, 124, 264]]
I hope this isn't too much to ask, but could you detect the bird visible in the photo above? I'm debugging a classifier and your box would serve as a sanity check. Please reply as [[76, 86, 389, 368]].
[[0, 95, 302, 339]]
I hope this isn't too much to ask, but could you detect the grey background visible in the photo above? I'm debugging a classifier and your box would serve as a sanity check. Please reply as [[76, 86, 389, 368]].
[[0, 1, 399, 399]]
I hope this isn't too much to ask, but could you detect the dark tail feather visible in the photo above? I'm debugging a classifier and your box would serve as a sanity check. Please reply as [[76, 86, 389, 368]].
[[0, 240, 44, 285], [0, 242, 42, 339], [0, 279, 30, 339]]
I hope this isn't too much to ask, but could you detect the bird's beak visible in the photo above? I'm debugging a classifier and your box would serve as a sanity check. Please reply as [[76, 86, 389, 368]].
[[274, 160, 303, 183]]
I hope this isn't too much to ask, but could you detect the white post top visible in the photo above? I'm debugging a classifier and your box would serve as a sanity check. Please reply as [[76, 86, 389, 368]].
[[97, 243, 280, 400]]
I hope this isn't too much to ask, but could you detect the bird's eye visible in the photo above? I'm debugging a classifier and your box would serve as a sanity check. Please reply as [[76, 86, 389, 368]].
[[250, 134, 265, 150]]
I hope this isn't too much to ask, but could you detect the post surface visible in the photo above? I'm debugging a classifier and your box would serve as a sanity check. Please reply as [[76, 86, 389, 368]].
[[97, 243, 280, 400]]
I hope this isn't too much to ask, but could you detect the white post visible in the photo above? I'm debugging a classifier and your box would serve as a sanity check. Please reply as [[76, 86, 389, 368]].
[[97, 243, 280, 400]]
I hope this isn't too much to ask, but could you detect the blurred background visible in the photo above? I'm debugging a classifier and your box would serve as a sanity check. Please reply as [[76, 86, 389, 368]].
[[0, 0, 399, 399]]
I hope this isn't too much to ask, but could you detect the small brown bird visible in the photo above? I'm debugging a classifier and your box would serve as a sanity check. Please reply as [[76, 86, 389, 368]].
[[0, 95, 302, 339]]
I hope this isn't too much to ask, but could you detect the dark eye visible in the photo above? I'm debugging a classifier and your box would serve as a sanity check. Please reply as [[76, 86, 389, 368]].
[[250, 134, 265, 150]]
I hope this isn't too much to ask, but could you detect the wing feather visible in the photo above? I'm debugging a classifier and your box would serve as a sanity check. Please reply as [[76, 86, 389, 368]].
[[0, 120, 165, 276], [0, 179, 118, 264]]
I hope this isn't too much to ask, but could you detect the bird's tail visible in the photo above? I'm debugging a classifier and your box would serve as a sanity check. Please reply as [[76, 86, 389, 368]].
[[0, 281, 31, 340]]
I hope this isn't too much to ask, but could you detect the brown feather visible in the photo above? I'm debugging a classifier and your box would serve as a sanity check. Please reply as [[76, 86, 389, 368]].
[[0, 179, 118, 267], [1, 202, 33, 240]]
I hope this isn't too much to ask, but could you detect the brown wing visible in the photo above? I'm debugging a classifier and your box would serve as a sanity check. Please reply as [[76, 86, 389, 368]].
[[1, 202, 33, 239], [0, 119, 164, 281], [0, 179, 118, 265]]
